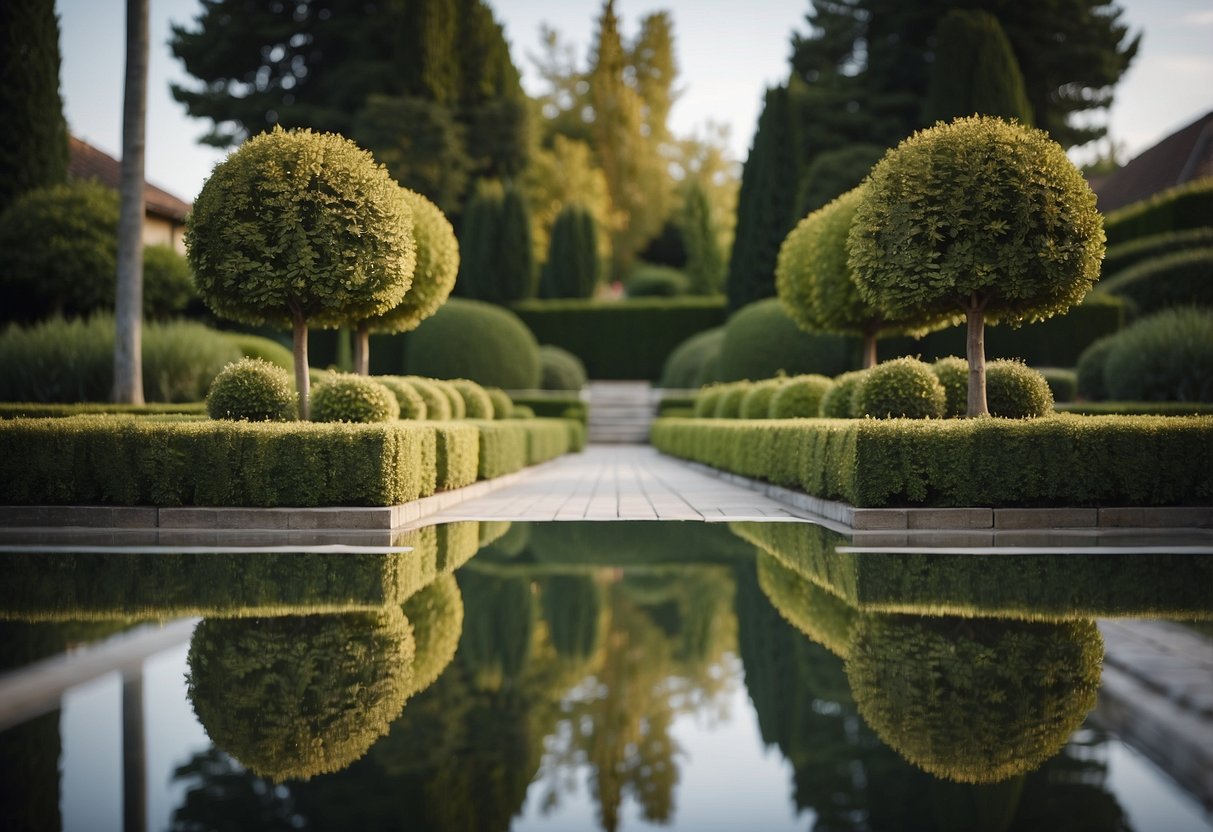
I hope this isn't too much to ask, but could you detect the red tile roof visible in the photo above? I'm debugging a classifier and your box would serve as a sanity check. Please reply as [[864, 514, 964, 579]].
[[67, 135, 192, 222], [1091, 111, 1213, 213]]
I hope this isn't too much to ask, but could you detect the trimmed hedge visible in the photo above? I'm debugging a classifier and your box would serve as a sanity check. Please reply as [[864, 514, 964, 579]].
[[1100, 227, 1213, 277], [1102, 178, 1213, 246], [473, 418, 578, 479], [717, 297, 859, 382], [651, 415, 1213, 508], [403, 298, 541, 389], [1095, 247, 1213, 315], [1057, 401, 1213, 416], [508, 393, 588, 427], [511, 297, 728, 380], [0, 402, 207, 419]]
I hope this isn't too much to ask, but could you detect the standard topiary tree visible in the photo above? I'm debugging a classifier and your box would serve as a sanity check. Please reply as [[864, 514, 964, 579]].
[[352, 189, 458, 375], [854, 357, 946, 419], [403, 298, 541, 389], [186, 127, 416, 419], [206, 357, 296, 421], [848, 116, 1104, 416], [541, 203, 600, 299], [310, 374, 401, 423]]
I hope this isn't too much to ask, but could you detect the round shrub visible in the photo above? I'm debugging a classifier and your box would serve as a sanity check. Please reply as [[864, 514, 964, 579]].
[[856, 358, 946, 419], [985, 359, 1054, 418], [660, 327, 724, 389], [310, 374, 400, 423], [693, 384, 725, 418], [450, 378, 494, 419], [1038, 367, 1077, 403], [769, 374, 833, 418], [431, 379, 466, 419], [376, 376, 427, 420], [1103, 307, 1213, 402], [485, 387, 514, 420], [740, 378, 786, 419], [401, 376, 451, 420], [714, 381, 753, 418], [403, 298, 540, 389], [402, 573, 463, 697], [931, 356, 969, 418], [539, 344, 587, 391], [1075, 335, 1117, 401], [821, 370, 868, 418], [509, 404, 535, 419], [626, 265, 690, 297], [716, 298, 858, 382], [206, 358, 296, 421]]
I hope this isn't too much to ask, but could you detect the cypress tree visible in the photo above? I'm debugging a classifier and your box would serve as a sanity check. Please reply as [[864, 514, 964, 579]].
[[922, 10, 1034, 126], [541, 204, 599, 299], [497, 185, 536, 302], [0, 0, 68, 215], [455, 186, 503, 301], [681, 180, 724, 295]]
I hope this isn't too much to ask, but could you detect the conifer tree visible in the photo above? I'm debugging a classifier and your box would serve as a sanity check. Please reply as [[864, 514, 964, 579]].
[[0, 0, 68, 215], [922, 10, 1034, 126], [681, 180, 724, 295], [455, 185, 503, 302], [541, 204, 600, 299], [497, 185, 536, 302]]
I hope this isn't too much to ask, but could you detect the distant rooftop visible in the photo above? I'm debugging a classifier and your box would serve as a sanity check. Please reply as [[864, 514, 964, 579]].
[[67, 136, 192, 222], [1090, 111, 1213, 213]]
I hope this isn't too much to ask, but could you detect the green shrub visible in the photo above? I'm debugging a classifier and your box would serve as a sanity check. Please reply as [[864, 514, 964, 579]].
[[1039, 367, 1077, 403], [144, 320, 247, 403], [820, 369, 868, 418], [1101, 227, 1213, 276], [430, 379, 466, 419], [404, 298, 540, 389], [626, 264, 690, 297], [538, 344, 587, 391], [985, 359, 1054, 418], [508, 393, 587, 426], [402, 574, 463, 696], [310, 375, 400, 423], [717, 298, 859, 382], [513, 297, 728, 380], [206, 358, 296, 421], [221, 332, 294, 370], [714, 382, 753, 418], [1103, 307, 1213, 402], [142, 245, 199, 318], [540, 202, 601, 299], [1076, 335, 1116, 401], [509, 404, 535, 419], [376, 376, 427, 420], [740, 378, 786, 419], [400, 376, 451, 420], [0, 402, 206, 419], [1058, 401, 1213, 415], [485, 387, 513, 420], [931, 356, 969, 418], [768, 374, 833, 418], [694, 384, 725, 418], [659, 327, 724, 389], [431, 423, 479, 490], [450, 379, 494, 419], [1103, 178, 1213, 246], [1095, 247, 1213, 315], [855, 358, 946, 419]]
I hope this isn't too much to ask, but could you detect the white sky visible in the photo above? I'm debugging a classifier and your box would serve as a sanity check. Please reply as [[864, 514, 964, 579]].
[[57, 0, 1213, 203]]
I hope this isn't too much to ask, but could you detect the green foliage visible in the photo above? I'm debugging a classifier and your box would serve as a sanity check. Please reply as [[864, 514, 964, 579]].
[[650, 413, 1213, 507], [310, 375, 401, 424], [0, 315, 242, 403], [513, 297, 728, 380], [846, 614, 1101, 784], [793, 144, 885, 217], [485, 387, 514, 420], [218, 334, 293, 370], [0, 0, 68, 215], [497, 186, 537, 302], [432, 423, 479, 490], [714, 382, 753, 419], [0, 402, 206, 419], [540, 203, 600, 299], [1102, 307, 1213, 402], [855, 358, 946, 419], [717, 298, 859, 383], [402, 574, 464, 696], [206, 358, 297, 422], [395, 376, 450, 420], [986, 360, 1054, 418], [187, 609, 414, 781], [455, 182, 536, 303], [540, 575, 606, 662], [638, 218, 688, 268], [681, 180, 725, 294], [142, 245, 199, 319], [1095, 247, 1213, 315], [404, 298, 541, 389], [1075, 335, 1116, 401], [693, 385, 725, 418], [508, 404, 535, 419], [820, 370, 868, 419], [1103, 179, 1213, 246], [931, 357, 969, 418], [921, 10, 1034, 126], [1058, 401, 1213, 416], [431, 379, 467, 419], [740, 378, 786, 420], [768, 374, 833, 418], [659, 327, 724, 389], [538, 344, 587, 391], [451, 379, 495, 419], [1100, 227, 1213, 277], [376, 377, 428, 420], [1039, 368, 1078, 403], [626, 265, 690, 297], [755, 551, 858, 659]]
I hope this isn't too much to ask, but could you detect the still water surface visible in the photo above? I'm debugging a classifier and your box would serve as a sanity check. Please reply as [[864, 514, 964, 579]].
[[1, 520, 1211, 831]]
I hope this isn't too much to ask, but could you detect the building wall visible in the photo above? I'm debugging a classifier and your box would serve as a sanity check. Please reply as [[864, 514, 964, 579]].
[[143, 213, 186, 255]]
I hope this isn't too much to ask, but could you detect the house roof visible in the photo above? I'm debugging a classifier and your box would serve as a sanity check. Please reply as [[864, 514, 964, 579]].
[[1091, 111, 1213, 213], [68, 135, 192, 222]]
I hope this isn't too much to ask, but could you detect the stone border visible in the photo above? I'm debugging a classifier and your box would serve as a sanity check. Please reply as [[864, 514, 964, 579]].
[[674, 458, 1213, 531]]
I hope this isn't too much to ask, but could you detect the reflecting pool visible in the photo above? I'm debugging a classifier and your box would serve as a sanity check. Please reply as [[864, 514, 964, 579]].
[[0, 520, 1210, 831]]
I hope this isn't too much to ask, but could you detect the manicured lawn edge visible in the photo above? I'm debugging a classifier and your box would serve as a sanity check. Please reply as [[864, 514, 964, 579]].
[[0, 416, 581, 507], [650, 414, 1213, 508]]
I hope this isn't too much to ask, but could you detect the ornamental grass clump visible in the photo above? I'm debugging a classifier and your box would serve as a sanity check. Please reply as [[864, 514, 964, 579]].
[[310, 374, 400, 423], [740, 378, 786, 419], [855, 358, 946, 419], [821, 370, 869, 418], [769, 374, 834, 418], [206, 358, 297, 421], [985, 359, 1054, 418]]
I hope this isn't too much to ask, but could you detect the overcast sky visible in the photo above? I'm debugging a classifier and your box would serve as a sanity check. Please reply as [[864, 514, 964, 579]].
[[57, 0, 1213, 202]]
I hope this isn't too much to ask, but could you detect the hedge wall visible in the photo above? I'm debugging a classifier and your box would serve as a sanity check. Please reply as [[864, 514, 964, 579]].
[[651, 415, 1213, 508], [0, 416, 577, 507], [1102, 178, 1213, 247], [511, 297, 728, 380], [0, 402, 207, 419]]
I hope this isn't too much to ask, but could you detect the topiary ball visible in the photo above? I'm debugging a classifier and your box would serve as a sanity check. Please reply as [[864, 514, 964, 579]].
[[450, 379, 494, 419], [856, 358, 946, 419], [402, 574, 464, 697], [485, 387, 514, 420], [931, 356, 969, 418], [430, 379, 466, 419], [714, 381, 753, 418], [539, 344, 587, 391], [694, 384, 724, 418], [660, 327, 724, 389], [821, 369, 869, 418], [400, 376, 452, 420], [403, 298, 540, 389], [310, 374, 400, 423], [508, 404, 535, 419], [986, 360, 1054, 418], [768, 374, 834, 418], [740, 378, 786, 419], [376, 376, 427, 420], [206, 357, 297, 421], [1102, 306, 1213, 402], [716, 298, 859, 382]]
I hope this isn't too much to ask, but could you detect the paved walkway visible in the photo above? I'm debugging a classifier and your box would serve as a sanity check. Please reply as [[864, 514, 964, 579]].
[[418, 444, 814, 524]]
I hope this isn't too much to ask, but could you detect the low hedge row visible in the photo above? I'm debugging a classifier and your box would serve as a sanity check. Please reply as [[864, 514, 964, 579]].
[[472, 419, 577, 480], [508, 393, 588, 427], [511, 297, 727, 380], [651, 415, 1213, 507], [0, 416, 578, 507], [1102, 179, 1213, 247], [1094, 247, 1213, 315], [1056, 401, 1213, 416], [0, 402, 208, 419]]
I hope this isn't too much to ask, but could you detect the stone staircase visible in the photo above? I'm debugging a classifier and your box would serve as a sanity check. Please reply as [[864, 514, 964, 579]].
[[587, 381, 656, 444]]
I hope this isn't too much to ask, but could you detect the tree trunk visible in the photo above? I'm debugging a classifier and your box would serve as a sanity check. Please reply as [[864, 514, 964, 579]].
[[966, 300, 988, 417], [293, 314, 310, 420], [122, 670, 146, 832], [354, 325, 370, 375], [111, 0, 148, 404], [862, 333, 878, 369]]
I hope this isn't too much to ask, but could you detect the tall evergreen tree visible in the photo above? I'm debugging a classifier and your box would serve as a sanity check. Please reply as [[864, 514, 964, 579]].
[[541, 204, 599, 299], [455, 184, 503, 302], [497, 185, 536, 302], [0, 0, 68, 215], [922, 10, 1033, 126], [681, 180, 724, 296]]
